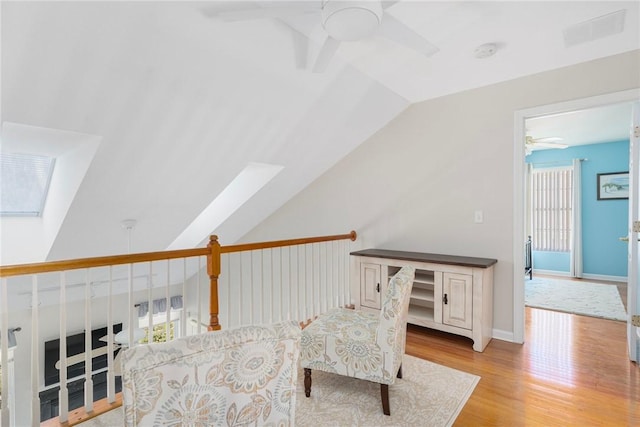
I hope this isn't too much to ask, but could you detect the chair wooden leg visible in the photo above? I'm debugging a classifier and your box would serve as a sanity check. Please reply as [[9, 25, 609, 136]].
[[397, 364, 402, 379], [304, 368, 312, 398], [380, 383, 390, 416]]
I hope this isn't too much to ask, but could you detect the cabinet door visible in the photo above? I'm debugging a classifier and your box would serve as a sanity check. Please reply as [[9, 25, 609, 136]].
[[360, 263, 382, 310], [442, 272, 472, 329]]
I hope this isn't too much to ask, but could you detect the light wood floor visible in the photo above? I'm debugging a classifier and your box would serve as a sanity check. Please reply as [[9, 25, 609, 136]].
[[406, 307, 640, 426]]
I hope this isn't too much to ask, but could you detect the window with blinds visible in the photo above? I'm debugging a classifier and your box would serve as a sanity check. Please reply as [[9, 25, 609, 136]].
[[531, 167, 573, 252], [0, 152, 55, 216]]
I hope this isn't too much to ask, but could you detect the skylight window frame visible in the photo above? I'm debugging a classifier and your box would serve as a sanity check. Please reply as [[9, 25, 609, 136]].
[[0, 152, 57, 217]]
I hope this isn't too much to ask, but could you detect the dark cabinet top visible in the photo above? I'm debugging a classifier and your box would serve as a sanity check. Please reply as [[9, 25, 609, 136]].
[[351, 248, 497, 268]]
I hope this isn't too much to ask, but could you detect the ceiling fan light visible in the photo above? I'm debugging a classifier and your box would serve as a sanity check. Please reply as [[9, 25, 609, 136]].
[[322, 1, 383, 42]]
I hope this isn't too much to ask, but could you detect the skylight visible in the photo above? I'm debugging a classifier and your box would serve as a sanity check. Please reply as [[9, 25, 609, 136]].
[[167, 162, 284, 250], [0, 152, 56, 216]]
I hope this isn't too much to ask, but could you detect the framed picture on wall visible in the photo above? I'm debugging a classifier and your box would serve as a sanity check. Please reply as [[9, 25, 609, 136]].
[[597, 171, 629, 200]]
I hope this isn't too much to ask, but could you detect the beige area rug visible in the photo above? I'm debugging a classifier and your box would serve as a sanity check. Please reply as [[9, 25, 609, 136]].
[[525, 277, 627, 321], [80, 355, 479, 426]]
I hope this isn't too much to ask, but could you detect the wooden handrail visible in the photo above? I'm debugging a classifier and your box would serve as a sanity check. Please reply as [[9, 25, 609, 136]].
[[0, 248, 209, 278], [221, 230, 357, 253], [0, 231, 357, 277]]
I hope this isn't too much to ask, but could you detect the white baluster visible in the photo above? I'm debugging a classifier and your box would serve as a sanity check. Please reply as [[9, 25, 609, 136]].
[[106, 267, 115, 403], [249, 252, 254, 325], [181, 258, 187, 338], [198, 256, 203, 334], [31, 275, 41, 424], [147, 263, 153, 343], [327, 242, 333, 309], [84, 270, 94, 412], [295, 246, 301, 321], [165, 261, 170, 341], [269, 249, 282, 323], [238, 253, 243, 326], [128, 263, 134, 349], [58, 272, 69, 423], [1, 278, 10, 426], [313, 244, 318, 317], [345, 240, 351, 306], [322, 243, 328, 313]]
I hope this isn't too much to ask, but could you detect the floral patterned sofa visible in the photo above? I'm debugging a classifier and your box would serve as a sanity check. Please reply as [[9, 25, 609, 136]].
[[300, 265, 415, 416], [121, 321, 301, 426]]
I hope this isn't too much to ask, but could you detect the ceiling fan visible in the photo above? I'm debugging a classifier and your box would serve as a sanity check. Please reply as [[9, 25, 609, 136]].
[[525, 136, 568, 154], [204, 0, 439, 72]]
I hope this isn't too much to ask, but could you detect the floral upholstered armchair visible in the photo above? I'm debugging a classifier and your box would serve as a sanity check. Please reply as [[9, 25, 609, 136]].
[[300, 265, 415, 416], [121, 321, 301, 426]]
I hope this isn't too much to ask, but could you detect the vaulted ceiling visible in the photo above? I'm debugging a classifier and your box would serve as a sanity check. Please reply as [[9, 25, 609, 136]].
[[1, 1, 639, 263]]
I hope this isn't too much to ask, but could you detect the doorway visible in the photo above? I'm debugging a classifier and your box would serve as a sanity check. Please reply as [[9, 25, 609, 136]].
[[512, 89, 640, 347]]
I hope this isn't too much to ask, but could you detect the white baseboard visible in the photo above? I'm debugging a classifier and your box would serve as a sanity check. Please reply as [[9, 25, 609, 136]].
[[582, 273, 627, 283], [532, 269, 569, 277], [532, 269, 627, 283], [491, 328, 517, 344]]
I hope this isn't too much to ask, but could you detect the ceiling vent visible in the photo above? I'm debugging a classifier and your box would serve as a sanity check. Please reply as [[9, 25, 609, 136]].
[[563, 9, 626, 47]]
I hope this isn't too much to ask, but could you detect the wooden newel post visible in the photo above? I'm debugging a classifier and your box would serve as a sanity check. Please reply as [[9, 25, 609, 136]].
[[207, 235, 222, 331]]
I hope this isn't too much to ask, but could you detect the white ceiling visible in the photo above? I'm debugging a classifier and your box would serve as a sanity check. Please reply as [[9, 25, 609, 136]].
[[526, 103, 634, 148], [1, 1, 639, 263]]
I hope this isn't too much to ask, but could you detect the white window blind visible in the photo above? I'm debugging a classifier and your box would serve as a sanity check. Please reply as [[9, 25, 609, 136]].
[[0, 153, 55, 216], [531, 167, 573, 252]]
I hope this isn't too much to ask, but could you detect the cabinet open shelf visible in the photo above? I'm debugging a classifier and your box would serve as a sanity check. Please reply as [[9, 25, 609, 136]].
[[410, 297, 434, 309], [408, 305, 434, 322], [390, 268, 435, 286], [414, 271, 435, 285], [410, 286, 434, 303]]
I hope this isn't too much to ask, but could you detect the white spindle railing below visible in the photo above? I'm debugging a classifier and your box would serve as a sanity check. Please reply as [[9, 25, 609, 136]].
[[0, 230, 356, 426], [218, 238, 353, 330]]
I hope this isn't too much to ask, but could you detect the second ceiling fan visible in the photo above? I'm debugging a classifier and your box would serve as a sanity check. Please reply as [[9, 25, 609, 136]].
[[525, 136, 569, 151]]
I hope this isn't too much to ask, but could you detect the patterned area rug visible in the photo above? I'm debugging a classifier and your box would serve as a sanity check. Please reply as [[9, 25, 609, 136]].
[[525, 277, 627, 321], [80, 355, 479, 427]]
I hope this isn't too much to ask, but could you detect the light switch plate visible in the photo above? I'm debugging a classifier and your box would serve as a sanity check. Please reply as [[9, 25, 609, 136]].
[[474, 210, 484, 223]]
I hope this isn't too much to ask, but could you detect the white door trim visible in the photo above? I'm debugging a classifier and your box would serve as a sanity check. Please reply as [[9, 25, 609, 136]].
[[628, 101, 639, 361], [512, 88, 640, 344]]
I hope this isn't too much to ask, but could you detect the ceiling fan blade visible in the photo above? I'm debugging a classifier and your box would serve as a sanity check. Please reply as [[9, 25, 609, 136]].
[[312, 36, 341, 73], [532, 142, 569, 149], [209, 6, 318, 22], [533, 137, 563, 143], [379, 13, 439, 57], [526, 136, 567, 149], [288, 25, 310, 69]]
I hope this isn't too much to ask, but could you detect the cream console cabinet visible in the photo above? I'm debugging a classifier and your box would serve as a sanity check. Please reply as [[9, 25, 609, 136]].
[[351, 249, 497, 352]]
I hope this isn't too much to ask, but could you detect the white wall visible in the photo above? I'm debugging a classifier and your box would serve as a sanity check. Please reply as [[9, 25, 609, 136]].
[[240, 50, 640, 338]]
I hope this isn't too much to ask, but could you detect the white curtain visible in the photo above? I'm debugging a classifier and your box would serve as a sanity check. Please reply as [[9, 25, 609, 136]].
[[570, 158, 583, 278], [525, 163, 533, 239], [137, 296, 183, 317]]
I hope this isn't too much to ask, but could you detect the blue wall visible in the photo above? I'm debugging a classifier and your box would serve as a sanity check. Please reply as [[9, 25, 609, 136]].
[[526, 140, 629, 278]]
